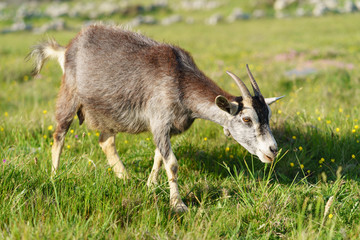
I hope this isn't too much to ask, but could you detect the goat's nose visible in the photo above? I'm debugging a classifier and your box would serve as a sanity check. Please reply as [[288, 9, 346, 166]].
[[269, 146, 278, 156]]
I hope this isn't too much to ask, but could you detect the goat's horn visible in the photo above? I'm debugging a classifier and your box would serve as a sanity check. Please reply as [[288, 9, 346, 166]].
[[246, 64, 262, 97], [226, 71, 251, 99]]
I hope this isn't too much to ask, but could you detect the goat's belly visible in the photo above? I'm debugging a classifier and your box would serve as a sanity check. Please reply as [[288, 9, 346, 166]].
[[83, 108, 148, 134]]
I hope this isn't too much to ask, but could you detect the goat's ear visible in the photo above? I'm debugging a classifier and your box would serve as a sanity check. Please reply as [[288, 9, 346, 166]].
[[215, 95, 239, 116], [265, 96, 285, 105]]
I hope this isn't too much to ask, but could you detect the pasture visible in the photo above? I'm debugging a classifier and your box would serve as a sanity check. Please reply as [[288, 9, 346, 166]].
[[1, 10, 360, 239]]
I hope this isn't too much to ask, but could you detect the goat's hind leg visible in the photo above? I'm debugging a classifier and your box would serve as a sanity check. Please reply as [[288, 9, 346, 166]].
[[99, 132, 128, 180], [147, 148, 163, 187], [52, 85, 78, 175]]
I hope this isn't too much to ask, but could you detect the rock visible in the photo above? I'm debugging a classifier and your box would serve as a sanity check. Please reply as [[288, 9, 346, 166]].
[[98, 2, 121, 16], [274, 0, 296, 11], [11, 21, 32, 31], [15, 4, 43, 20], [128, 16, 157, 27], [122, 5, 145, 17], [324, 0, 338, 10], [252, 9, 265, 18], [227, 8, 250, 22], [181, 0, 220, 10], [274, 0, 287, 10], [33, 19, 66, 34], [343, 0, 358, 13], [1, 20, 32, 33], [69, 2, 96, 18], [275, 11, 289, 19], [161, 15, 182, 25], [147, 1, 169, 12], [0, 2, 7, 11], [206, 13, 223, 25], [313, 3, 329, 16], [295, 8, 306, 17], [45, 3, 69, 18]]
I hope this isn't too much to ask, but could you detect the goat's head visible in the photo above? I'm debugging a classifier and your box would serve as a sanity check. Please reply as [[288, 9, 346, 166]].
[[215, 64, 283, 163]]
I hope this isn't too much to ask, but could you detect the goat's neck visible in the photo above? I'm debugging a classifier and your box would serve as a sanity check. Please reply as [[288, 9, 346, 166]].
[[184, 74, 235, 127], [191, 99, 230, 127]]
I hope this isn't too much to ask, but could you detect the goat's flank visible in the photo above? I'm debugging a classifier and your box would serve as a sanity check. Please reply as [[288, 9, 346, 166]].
[[29, 24, 283, 212]]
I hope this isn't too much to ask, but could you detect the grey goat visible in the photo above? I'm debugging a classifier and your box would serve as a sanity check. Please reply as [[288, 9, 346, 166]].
[[29, 24, 283, 212]]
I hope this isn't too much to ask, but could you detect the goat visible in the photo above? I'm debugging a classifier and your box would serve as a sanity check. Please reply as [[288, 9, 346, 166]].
[[29, 24, 283, 212]]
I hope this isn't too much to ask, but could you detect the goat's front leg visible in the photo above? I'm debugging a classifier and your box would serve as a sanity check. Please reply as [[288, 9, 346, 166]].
[[147, 148, 163, 187], [153, 133, 188, 213], [99, 132, 128, 180]]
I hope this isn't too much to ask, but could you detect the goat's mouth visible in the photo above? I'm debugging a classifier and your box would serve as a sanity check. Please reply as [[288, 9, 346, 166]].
[[258, 151, 274, 163], [264, 154, 273, 162]]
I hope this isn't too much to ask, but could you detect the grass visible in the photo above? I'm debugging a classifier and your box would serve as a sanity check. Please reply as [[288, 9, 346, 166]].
[[1, 12, 360, 239]]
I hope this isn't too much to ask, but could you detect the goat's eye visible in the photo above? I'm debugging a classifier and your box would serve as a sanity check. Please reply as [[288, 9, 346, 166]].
[[242, 117, 251, 123]]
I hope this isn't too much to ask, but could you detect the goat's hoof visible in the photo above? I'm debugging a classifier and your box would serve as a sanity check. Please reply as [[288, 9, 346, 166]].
[[172, 201, 188, 213], [146, 179, 158, 188], [116, 172, 130, 181]]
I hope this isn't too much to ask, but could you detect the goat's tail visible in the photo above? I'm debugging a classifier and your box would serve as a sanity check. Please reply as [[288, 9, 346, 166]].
[[28, 38, 66, 76]]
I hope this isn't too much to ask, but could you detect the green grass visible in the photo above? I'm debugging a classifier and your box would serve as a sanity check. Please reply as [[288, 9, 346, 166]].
[[1, 13, 360, 239]]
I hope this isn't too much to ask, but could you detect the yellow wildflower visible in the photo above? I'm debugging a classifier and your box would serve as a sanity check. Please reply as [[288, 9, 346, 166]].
[[43, 110, 47, 114], [352, 129, 356, 133], [328, 214, 333, 219], [339, 108, 343, 113], [48, 125, 53, 131], [87, 132, 91, 136], [4, 112, 8, 117], [290, 162, 294, 167], [331, 159, 335, 163], [67, 145, 70, 149], [336, 128, 340, 132], [299, 146, 303, 151], [355, 125, 359, 129], [292, 136, 296, 140], [296, 112, 300, 115], [230, 155, 234, 159], [300, 164, 304, 169], [124, 140, 128, 144], [43, 135, 47, 139], [204, 137, 208, 141], [225, 147, 230, 152], [0, 127, 4, 132], [95, 132, 100, 137], [326, 120, 331, 124], [278, 110, 282, 114], [317, 117, 321, 121], [352, 154, 356, 159]]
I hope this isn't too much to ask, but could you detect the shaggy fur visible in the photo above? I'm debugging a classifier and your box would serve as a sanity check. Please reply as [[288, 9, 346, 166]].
[[29, 24, 280, 212]]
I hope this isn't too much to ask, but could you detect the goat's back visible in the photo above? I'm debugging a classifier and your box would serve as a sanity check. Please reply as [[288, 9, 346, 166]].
[[64, 25, 198, 134]]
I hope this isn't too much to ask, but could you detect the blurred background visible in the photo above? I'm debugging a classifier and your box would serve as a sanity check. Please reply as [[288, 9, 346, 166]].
[[0, 0, 360, 34]]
